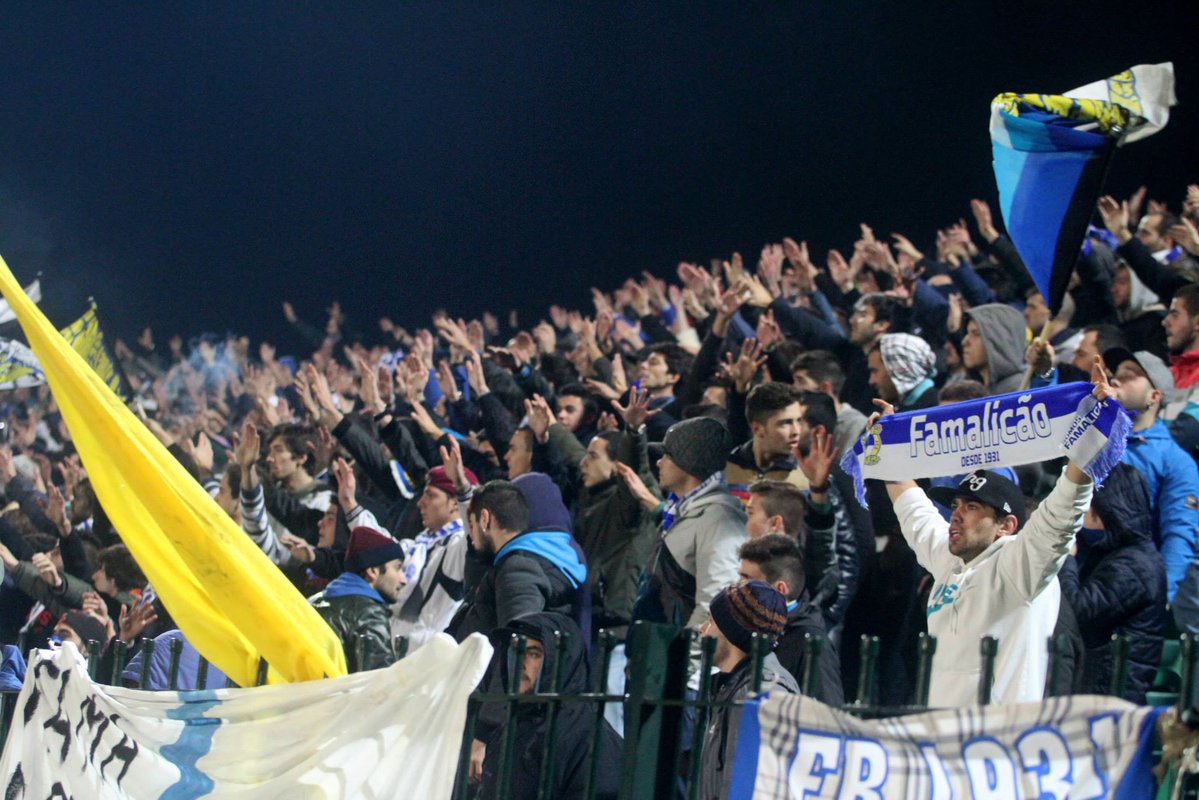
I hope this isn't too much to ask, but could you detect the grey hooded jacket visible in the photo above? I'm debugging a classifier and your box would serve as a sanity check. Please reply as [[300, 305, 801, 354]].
[[967, 303, 1028, 395]]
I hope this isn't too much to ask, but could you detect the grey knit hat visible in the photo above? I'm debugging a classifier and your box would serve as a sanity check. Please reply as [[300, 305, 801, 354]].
[[661, 417, 728, 480]]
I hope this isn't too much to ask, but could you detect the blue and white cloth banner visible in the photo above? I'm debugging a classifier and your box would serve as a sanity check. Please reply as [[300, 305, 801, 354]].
[[0, 634, 492, 799], [0, 337, 45, 389], [729, 692, 1165, 799], [840, 382, 1131, 506]]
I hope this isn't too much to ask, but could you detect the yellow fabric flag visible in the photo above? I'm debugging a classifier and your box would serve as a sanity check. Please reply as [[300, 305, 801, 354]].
[[0, 255, 346, 684]]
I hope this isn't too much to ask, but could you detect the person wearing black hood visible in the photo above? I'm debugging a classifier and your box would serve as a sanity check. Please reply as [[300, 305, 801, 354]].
[[477, 612, 622, 800], [1057, 462, 1167, 704]]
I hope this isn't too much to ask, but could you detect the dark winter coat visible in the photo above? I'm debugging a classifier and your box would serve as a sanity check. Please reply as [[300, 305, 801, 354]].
[[774, 596, 845, 706], [699, 652, 799, 800], [308, 573, 396, 673], [1057, 464, 1167, 704], [478, 612, 622, 800]]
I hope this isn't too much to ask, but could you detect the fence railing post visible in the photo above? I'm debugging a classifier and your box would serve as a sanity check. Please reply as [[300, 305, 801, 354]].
[[619, 621, 690, 800], [801, 634, 824, 699], [86, 639, 101, 681], [138, 638, 154, 689], [853, 635, 879, 707], [978, 637, 998, 706], [1108, 634, 1130, 699], [584, 629, 618, 800], [495, 633, 526, 800], [536, 629, 572, 800], [914, 634, 936, 708], [1180, 634, 1196, 712], [167, 637, 184, 691], [110, 639, 129, 686], [686, 635, 718, 800]]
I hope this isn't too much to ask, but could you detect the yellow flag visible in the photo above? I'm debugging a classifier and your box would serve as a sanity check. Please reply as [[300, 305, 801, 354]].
[[0, 255, 346, 684]]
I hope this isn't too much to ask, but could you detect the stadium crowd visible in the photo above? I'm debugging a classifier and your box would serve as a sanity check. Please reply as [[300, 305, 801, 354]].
[[2, 186, 1199, 798]]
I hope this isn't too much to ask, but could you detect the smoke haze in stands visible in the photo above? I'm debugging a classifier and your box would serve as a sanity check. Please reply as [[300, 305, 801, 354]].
[[0, 3, 1193, 347]]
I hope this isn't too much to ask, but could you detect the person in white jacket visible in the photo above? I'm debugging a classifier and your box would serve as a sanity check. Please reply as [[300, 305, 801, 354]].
[[880, 357, 1114, 707]]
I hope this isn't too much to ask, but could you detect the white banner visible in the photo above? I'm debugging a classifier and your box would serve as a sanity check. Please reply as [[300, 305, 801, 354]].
[[730, 693, 1164, 799], [0, 633, 492, 799]]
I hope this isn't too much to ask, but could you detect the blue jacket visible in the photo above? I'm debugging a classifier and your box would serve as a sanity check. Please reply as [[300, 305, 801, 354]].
[[1121, 419, 1199, 600]]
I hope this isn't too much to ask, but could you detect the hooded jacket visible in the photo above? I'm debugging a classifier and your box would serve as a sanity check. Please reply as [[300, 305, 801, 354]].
[[892, 468, 1092, 706], [1120, 419, 1199, 599], [1057, 464, 1167, 703], [308, 572, 395, 673], [478, 612, 622, 800], [965, 304, 1028, 395], [631, 477, 747, 631]]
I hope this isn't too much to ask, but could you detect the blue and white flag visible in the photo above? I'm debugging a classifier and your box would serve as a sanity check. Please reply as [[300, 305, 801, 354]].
[[0, 634, 492, 799], [0, 278, 40, 325], [730, 692, 1165, 799], [840, 382, 1131, 506], [989, 63, 1175, 313]]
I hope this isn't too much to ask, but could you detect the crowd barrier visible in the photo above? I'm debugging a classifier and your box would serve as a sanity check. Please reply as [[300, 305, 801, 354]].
[[2, 625, 1197, 798]]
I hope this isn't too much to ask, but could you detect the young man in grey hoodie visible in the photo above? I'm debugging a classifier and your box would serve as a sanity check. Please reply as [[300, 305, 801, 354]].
[[961, 303, 1030, 395]]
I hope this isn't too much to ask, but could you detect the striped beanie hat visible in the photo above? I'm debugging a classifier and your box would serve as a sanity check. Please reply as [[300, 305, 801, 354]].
[[709, 580, 787, 654]]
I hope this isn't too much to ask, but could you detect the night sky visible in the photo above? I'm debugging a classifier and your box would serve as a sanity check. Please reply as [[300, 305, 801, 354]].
[[0, 4, 1194, 352]]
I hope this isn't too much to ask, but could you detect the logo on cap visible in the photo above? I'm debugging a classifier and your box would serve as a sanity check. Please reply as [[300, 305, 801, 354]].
[[967, 474, 988, 492]]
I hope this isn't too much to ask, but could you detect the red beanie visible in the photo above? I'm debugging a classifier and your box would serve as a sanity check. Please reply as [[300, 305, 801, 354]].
[[426, 465, 478, 497], [343, 526, 404, 573]]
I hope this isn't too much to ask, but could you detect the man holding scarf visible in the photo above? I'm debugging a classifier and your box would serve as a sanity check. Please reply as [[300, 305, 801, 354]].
[[879, 358, 1115, 706]]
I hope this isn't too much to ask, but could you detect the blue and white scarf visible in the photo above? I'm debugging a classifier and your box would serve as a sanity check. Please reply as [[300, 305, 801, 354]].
[[840, 382, 1131, 507], [662, 471, 725, 531], [401, 518, 465, 583]]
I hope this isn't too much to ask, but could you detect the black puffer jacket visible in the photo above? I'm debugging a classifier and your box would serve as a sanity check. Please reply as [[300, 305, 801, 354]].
[[308, 573, 396, 673], [479, 612, 622, 800], [1058, 463, 1167, 704]]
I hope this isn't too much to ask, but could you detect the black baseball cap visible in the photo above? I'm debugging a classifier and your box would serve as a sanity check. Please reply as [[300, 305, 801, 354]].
[[927, 470, 1026, 530]]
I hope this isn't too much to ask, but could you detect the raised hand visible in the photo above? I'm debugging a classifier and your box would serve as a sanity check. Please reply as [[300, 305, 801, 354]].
[[331, 457, 357, 511], [279, 533, 316, 564], [736, 274, 775, 308], [970, 199, 1000, 243], [1025, 339, 1055, 375], [1091, 355, 1118, 403], [436, 360, 460, 403], [1097, 196, 1132, 241], [524, 394, 555, 444], [189, 431, 215, 474], [797, 427, 839, 498], [439, 435, 470, 492], [232, 420, 261, 470], [827, 249, 854, 291], [464, 349, 491, 396], [118, 601, 159, 645], [614, 461, 660, 511], [31, 552, 61, 588], [612, 386, 661, 430], [724, 337, 767, 394], [891, 233, 924, 263], [1169, 218, 1199, 257], [45, 484, 72, 537], [756, 308, 782, 350]]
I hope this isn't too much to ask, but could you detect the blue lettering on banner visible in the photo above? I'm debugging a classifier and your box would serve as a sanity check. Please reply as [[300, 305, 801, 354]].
[[1014, 725, 1074, 799], [836, 736, 888, 799], [918, 743, 954, 800], [962, 736, 1018, 800], [1073, 713, 1118, 799], [788, 729, 843, 799]]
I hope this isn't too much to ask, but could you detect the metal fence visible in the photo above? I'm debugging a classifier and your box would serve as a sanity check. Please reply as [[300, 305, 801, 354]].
[[2, 626, 1198, 799]]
